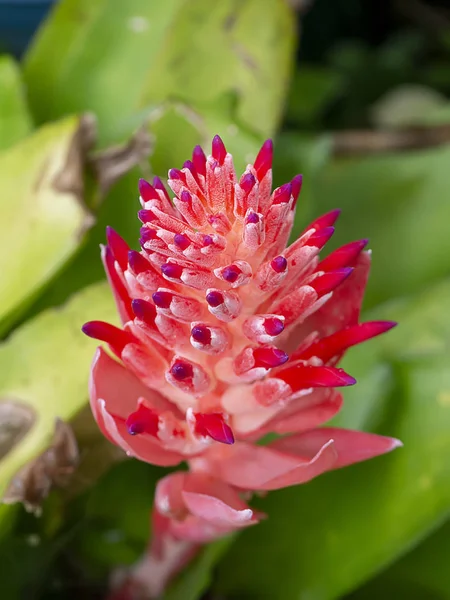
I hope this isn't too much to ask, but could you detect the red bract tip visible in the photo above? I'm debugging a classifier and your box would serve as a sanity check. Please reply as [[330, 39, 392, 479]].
[[273, 182, 292, 205], [305, 226, 335, 249], [306, 209, 341, 233], [171, 361, 193, 381], [173, 233, 190, 250], [254, 139, 273, 180], [202, 235, 214, 247], [106, 227, 129, 271], [161, 263, 183, 280], [276, 364, 356, 391], [128, 250, 151, 275], [153, 176, 171, 202], [131, 299, 157, 325], [152, 291, 172, 309], [212, 135, 227, 165], [271, 256, 287, 273], [299, 321, 398, 363], [192, 145, 207, 177], [319, 239, 369, 271], [195, 413, 234, 445], [253, 347, 289, 368], [81, 321, 132, 355], [126, 405, 159, 437], [138, 178, 159, 202], [264, 317, 285, 337], [310, 268, 353, 296]]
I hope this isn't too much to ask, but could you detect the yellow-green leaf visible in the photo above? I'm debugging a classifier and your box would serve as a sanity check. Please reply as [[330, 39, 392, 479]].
[[0, 116, 94, 334], [0, 56, 32, 150], [0, 281, 115, 503]]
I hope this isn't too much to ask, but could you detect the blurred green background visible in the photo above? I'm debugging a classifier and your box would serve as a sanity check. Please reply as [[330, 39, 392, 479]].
[[0, 0, 450, 598]]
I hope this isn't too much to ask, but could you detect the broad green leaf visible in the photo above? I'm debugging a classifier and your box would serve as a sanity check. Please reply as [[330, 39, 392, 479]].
[[0, 55, 32, 150], [348, 519, 450, 599], [215, 279, 450, 600], [24, 0, 294, 147], [311, 143, 450, 308], [0, 281, 115, 504], [0, 116, 94, 335], [139, 0, 295, 139]]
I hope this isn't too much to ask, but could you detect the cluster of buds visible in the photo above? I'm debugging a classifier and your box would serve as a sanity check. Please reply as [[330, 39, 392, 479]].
[[83, 136, 400, 596]]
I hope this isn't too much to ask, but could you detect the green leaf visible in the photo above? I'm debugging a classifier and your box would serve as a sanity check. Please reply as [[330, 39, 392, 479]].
[[0, 116, 95, 335], [24, 0, 295, 147], [312, 144, 450, 308], [348, 519, 450, 599], [0, 281, 115, 505], [214, 279, 450, 600], [0, 56, 32, 150], [286, 66, 343, 127]]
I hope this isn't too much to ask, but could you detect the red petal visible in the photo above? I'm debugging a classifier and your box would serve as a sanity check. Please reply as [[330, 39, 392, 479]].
[[298, 321, 397, 363], [275, 364, 356, 391]]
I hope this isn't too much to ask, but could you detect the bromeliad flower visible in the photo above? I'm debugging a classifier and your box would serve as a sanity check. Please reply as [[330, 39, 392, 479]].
[[83, 135, 401, 593]]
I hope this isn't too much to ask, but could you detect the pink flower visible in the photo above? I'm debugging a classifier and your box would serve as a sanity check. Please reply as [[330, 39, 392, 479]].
[[83, 136, 401, 594]]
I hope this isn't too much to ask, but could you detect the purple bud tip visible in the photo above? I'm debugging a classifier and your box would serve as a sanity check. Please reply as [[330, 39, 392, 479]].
[[138, 209, 157, 223], [138, 178, 159, 201], [153, 176, 171, 201], [222, 265, 241, 283], [128, 250, 150, 275], [291, 174, 303, 202], [180, 190, 192, 203], [245, 212, 260, 224], [271, 256, 287, 273], [192, 145, 207, 177], [264, 317, 285, 337], [140, 227, 157, 243], [127, 420, 144, 435], [161, 263, 183, 280], [240, 172, 256, 194], [169, 168, 184, 181], [152, 291, 172, 309], [206, 291, 224, 307], [171, 361, 194, 380], [212, 135, 227, 165], [191, 325, 212, 345], [174, 233, 190, 250], [202, 235, 214, 247], [131, 299, 156, 323], [126, 408, 158, 437], [183, 159, 195, 172]]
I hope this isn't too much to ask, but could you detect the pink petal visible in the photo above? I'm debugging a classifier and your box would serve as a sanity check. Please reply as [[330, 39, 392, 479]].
[[271, 427, 402, 469], [89, 347, 171, 419], [193, 441, 337, 491], [182, 491, 253, 526]]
